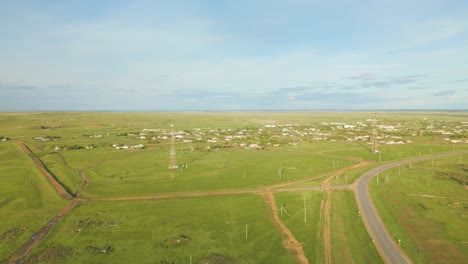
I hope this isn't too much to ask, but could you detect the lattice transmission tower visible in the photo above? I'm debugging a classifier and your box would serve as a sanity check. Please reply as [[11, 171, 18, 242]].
[[168, 124, 178, 169], [372, 113, 378, 153]]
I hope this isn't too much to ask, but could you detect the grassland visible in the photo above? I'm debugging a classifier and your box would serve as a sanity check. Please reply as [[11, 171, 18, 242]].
[[0, 142, 68, 262], [23, 195, 295, 264], [370, 154, 468, 263], [0, 111, 467, 263], [273, 191, 326, 263], [330, 190, 383, 263]]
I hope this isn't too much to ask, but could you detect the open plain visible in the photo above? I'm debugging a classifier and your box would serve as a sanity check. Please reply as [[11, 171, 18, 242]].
[[0, 111, 467, 264]]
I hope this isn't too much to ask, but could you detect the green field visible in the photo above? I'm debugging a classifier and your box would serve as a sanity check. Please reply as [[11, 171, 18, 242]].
[[330, 191, 383, 263], [273, 191, 326, 263], [23, 195, 295, 264], [1, 111, 467, 263], [0, 142, 68, 262], [370, 155, 468, 264]]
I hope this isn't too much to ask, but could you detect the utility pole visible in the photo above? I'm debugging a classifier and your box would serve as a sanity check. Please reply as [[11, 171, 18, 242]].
[[303, 193, 307, 223], [245, 224, 248, 240], [278, 163, 283, 181]]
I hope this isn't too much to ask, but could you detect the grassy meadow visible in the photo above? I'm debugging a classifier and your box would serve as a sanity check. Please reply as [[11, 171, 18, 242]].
[[330, 190, 383, 263], [0, 141, 68, 262], [23, 195, 295, 264], [273, 191, 326, 263], [370, 154, 468, 264], [0, 111, 466, 263]]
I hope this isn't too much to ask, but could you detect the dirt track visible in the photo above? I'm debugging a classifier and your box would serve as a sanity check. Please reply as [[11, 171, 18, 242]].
[[323, 191, 332, 264], [8, 142, 378, 264], [260, 191, 309, 264], [6, 144, 81, 263], [6, 199, 79, 264], [18, 143, 72, 199]]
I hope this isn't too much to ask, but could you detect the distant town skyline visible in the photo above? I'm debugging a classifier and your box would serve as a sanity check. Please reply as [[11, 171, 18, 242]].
[[1, 1, 467, 110]]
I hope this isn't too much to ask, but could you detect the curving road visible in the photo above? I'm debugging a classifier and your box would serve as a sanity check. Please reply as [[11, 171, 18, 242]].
[[354, 151, 468, 264]]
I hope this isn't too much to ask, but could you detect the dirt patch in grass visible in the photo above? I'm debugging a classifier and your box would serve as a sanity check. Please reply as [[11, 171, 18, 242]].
[[202, 253, 239, 264], [159, 234, 191, 248], [0, 226, 28, 243], [23, 245, 73, 264], [86, 244, 115, 254], [435, 166, 468, 185]]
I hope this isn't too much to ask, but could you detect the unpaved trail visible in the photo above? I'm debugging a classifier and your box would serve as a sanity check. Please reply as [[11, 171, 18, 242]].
[[313, 152, 364, 162], [18, 143, 73, 199], [260, 191, 309, 264], [323, 190, 332, 264], [322, 161, 373, 186], [14, 140, 450, 264], [75, 169, 89, 198], [57, 153, 89, 198], [270, 161, 372, 190], [6, 199, 80, 264], [7, 143, 85, 263], [89, 189, 260, 202]]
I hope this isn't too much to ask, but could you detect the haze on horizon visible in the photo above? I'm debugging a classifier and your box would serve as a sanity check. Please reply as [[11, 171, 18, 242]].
[[1, 0, 467, 111]]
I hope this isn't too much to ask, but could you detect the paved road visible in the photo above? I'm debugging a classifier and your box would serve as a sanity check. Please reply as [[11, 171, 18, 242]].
[[354, 151, 468, 264]]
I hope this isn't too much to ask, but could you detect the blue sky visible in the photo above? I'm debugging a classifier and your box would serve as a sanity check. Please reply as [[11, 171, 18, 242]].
[[1, 0, 467, 110]]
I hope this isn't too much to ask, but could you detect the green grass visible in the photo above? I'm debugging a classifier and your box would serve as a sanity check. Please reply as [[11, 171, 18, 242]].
[[370, 154, 468, 264], [1, 111, 467, 263], [41, 153, 82, 195], [0, 142, 68, 262], [274, 191, 325, 263], [55, 147, 351, 198], [330, 190, 383, 263], [24, 195, 296, 264]]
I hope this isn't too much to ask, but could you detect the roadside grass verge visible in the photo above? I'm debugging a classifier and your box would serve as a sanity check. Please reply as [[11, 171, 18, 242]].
[[370, 154, 467, 264], [330, 190, 383, 263]]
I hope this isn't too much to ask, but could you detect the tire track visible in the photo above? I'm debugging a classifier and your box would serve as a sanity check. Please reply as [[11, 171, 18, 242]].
[[323, 190, 332, 264]]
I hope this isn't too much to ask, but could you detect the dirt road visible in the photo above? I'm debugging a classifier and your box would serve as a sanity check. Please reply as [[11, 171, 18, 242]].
[[13, 141, 462, 264], [323, 191, 332, 264], [260, 191, 309, 264], [9, 143, 372, 263], [6, 199, 80, 264], [18, 143, 72, 199]]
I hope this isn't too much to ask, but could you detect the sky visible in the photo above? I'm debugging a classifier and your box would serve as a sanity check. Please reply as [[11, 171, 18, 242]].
[[1, 0, 468, 110]]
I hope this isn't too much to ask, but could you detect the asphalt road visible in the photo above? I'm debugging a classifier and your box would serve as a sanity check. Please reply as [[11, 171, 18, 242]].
[[354, 151, 468, 264]]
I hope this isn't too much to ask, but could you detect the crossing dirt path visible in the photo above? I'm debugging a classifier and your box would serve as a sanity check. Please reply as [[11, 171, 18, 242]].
[[8, 143, 372, 263], [11, 142, 462, 264], [6, 199, 79, 264]]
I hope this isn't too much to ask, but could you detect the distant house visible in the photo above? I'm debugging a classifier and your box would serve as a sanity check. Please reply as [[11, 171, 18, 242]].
[[246, 144, 261, 149]]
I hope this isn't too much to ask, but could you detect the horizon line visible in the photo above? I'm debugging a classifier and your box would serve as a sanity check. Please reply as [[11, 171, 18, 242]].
[[1, 109, 467, 113]]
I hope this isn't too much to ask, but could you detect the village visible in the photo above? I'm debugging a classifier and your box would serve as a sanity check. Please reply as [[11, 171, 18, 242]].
[[23, 117, 465, 153]]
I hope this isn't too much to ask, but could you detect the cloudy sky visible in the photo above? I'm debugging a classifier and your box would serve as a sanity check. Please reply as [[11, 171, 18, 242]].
[[1, 0, 467, 110]]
